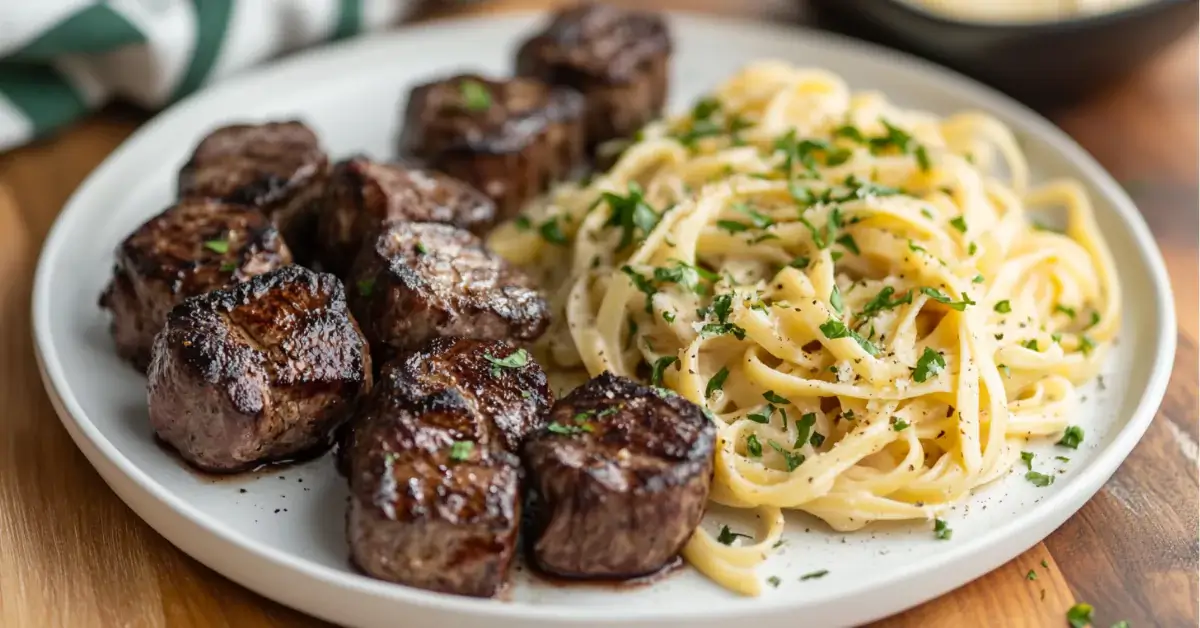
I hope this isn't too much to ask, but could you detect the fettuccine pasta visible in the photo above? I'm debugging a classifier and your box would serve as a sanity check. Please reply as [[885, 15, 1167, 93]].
[[489, 61, 1119, 596]]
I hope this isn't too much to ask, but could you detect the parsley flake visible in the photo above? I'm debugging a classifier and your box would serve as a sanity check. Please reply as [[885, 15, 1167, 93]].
[[1026, 471, 1055, 487], [933, 518, 952, 540], [650, 355, 680, 387], [706, 367, 730, 398], [716, 525, 752, 545], [1066, 603, 1094, 628], [203, 239, 230, 254], [449, 441, 474, 462], [1057, 425, 1084, 449], [913, 347, 946, 383], [459, 79, 492, 111]]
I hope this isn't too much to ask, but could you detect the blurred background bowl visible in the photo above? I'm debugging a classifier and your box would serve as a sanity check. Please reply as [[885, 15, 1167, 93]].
[[809, 0, 1199, 106]]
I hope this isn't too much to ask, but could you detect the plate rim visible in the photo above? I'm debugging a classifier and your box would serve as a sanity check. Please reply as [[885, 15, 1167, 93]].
[[30, 10, 1178, 626]]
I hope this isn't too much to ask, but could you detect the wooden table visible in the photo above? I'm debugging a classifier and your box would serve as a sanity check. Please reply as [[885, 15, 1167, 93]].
[[0, 2, 1195, 626]]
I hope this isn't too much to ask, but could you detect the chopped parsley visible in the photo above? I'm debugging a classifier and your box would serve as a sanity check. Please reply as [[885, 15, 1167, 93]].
[[1088, 311, 1101, 329], [913, 347, 946, 383], [949, 216, 968, 233], [1066, 603, 1094, 628], [716, 525, 752, 545], [602, 184, 660, 249], [415, 241, 429, 255], [1057, 425, 1084, 449], [1079, 335, 1096, 356], [1023, 339, 1040, 351], [915, 145, 932, 172], [834, 124, 866, 142], [717, 220, 750, 233], [654, 260, 716, 294], [857, 286, 912, 320], [458, 79, 492, 111], [763, 390, 790, 405], [994, 300, 1012, 314], [933, 518, 952, 540], [1055, 304, 1077, 318], [547, 422, 590, 435], [999, 364, 1011, 377], [219, 261, 238, 272], [829, 285, 844, 314], [968, 241, 978, 255], [810, 431, 826, 447], [767, 575, 782, 588], [920, 287, 976, 311], [746, 433, 763, 457], [449, 441, 474, 462], [800, 569, 829, 581], [819, 318, 881, 356], [869, 119, 916, 154], [483, 348, 530, 377], [1026, 570, 1037, 581], [1020, 451, 1035, 470], [972, 274, 985, 284], [1025, 471, 1055, 487], [701, 323, 747, 340], [891, 417, 910, 431], [356, 278, 375, 298], [203, 238, 230, 254], [706, 367, 730, 398], [789, 255, 811, 270], [662, 311, 676, 323], [539, 218, 568, 245], [650, 355, 680, 387], [768, 440, 805, 471], [513, 216, 532, 231], [794, 412, 817, 449], [1055, 456, 1071, 463], [621, 266, 657, 313], [835, 233, 860, 255]]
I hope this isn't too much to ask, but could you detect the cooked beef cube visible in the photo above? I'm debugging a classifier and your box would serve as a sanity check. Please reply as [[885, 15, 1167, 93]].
[[147, 265, 371, 473], [316, 156, 496, 276], [516, 3, 671, 148], [398, 74, 585, 219], [522, 372, 716, 579], [347, 221, 549, 365], [178, 120, 329, 262], [99, 199, 292, 371], [345, 339, 551, 597]]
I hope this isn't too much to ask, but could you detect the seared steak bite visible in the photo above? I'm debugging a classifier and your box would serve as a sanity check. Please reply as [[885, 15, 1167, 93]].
[[178, 120, 329, 261], [345, 339, 552, 597], [347, 221, 550, 365], [99, 199, 292, 371], [398, 74, 585, 218], [147, 265, 371, 473], [523, 372, 716, 579], [316, 156, 496, 276], [516, 3, 671, 148]]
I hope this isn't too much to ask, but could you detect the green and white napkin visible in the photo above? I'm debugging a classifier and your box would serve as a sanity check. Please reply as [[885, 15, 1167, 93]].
[[0, 0, 414, 152]]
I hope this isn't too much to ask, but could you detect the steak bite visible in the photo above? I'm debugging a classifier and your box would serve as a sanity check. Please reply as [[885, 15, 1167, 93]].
[[523, 372, 716, 579], [99, 199, 292, 371], [347, 221, 550, 365], [516, 3, 672, 148], [398, 74, 585, 218], [178, 120, 329, 261], [316, 156, 496, 276], [345, 339, 552, 597], [147, 265, 371, 473]]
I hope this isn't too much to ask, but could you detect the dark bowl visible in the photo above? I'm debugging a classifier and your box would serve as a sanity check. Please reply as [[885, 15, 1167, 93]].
[[808, 0, 1198, 106]]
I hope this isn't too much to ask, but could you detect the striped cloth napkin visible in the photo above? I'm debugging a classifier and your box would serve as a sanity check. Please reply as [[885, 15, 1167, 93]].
[[0, 0, 416, 152]]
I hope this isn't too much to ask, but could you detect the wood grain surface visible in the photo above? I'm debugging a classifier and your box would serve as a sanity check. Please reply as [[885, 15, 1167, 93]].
[[0, 2, 1195, 627]]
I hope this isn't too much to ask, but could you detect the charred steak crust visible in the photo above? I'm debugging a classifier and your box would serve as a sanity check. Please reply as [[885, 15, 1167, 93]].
[[147, 265, 372, 473], [516, 3, 672, 148], [178, 120, 330, 261], [522, 371, 716, 579], [347, 221, 550, 364], [316, 156, 496, 277], [398, 74, 585, 219], [345, 339, 552, 597], [99, 199, 292, 371], [336, 337, 554, 474]]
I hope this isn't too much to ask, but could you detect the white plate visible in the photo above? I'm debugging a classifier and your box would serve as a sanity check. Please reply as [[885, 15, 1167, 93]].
[[32, 12, 1175, 628]]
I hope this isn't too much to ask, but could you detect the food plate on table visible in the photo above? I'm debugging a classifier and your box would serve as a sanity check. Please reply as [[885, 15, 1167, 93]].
[[32, 9, 1175, 628]]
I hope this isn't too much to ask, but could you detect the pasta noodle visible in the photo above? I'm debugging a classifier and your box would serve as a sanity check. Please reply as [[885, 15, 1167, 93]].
[[488, 61, 1119, 596]]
